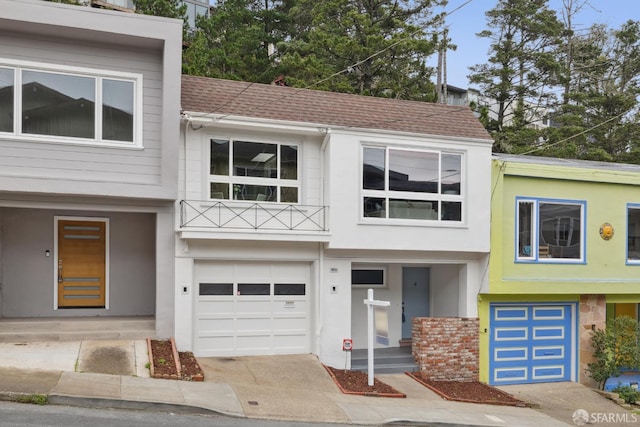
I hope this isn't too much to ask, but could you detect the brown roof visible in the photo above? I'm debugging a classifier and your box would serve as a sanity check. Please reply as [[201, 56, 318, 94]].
[[181, 75, 492, 141]]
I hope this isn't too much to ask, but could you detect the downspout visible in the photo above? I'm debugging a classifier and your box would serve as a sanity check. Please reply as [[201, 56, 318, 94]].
[[317, 128, 331, 357]]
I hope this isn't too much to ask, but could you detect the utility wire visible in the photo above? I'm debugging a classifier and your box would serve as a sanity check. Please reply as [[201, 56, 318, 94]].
[[519, 108, 633, 156], [187, 0, 476, 122]]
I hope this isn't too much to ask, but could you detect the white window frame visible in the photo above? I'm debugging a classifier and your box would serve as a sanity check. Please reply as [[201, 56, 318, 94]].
[[207, 137, 301, 203], [515, 197, 586, 264], [360, 144, 464, 223], [0, 58, 143, 149]]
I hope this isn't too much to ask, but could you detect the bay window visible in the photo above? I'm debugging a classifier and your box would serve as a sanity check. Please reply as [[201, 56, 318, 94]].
[[362, 145, 463, 222], [209, 138, 299, 203], [516, 197, 585, 263], [0, 60, 140, 146]]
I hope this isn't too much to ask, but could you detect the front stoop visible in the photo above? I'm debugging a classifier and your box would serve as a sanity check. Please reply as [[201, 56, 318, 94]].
[[350, 346, 419, 374]]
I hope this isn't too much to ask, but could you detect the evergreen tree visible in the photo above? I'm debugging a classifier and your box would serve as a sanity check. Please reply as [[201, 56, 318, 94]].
[[182, 0, 288, 82], [276, 0, 445, 101], [468, 0, 564, 152]]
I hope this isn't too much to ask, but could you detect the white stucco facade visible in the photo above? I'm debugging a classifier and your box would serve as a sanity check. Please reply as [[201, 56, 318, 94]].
[[175, 107, 492, 367]]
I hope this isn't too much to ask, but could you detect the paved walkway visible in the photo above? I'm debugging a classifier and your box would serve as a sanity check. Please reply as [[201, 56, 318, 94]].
[[0, 340, 623, 426]]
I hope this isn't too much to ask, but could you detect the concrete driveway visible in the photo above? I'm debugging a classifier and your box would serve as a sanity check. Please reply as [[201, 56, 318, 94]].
[[498, 382, 639, 426]]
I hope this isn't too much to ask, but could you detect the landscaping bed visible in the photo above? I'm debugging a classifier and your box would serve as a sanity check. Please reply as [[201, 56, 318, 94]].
[[148, 338, 205, 381]]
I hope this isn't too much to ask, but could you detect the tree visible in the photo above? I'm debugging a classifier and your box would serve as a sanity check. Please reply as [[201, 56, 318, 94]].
[[275, 0, 446, 101], [543, 21, 640, 162], [182, 0, 288, 82], [133, 0, 188, 35], [469, 0, 564, 151]]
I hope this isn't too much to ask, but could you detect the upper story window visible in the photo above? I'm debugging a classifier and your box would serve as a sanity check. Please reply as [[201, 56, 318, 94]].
[[361, 145, 463, 222], [209, 138, 299, 203], [0, 60, 142, 147], [627, 204, 640, 264], [516, 197, 585, 263]]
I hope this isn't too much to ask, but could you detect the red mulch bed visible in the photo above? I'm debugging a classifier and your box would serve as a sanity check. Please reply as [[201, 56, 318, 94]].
[[149, 338, 205, 381], [324, 365, 406, 397], [406, 372, 527, 406]]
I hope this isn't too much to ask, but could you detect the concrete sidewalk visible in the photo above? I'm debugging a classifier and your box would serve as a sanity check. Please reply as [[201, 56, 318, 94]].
[[0, 340, 575, 426]]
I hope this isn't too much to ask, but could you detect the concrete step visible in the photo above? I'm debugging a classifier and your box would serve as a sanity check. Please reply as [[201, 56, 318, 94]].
[[0, 316, 155, 342], [350, 347, 419, 374]]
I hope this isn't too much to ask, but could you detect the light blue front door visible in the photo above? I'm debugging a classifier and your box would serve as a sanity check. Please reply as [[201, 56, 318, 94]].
[[489, 303, 575, 385], [402, 267, 429, 339]]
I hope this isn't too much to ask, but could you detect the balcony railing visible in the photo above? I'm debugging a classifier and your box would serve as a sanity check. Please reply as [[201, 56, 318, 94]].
[[180, 200, 329, 232]]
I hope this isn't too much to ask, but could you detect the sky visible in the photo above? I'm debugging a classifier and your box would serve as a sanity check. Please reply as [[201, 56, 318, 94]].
[[435, 0, 639, 89]]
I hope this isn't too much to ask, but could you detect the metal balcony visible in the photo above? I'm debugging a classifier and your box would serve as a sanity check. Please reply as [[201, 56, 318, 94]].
[[180, 200, 329, 232]]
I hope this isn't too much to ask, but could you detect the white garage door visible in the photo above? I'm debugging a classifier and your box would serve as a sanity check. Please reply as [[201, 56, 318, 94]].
[[194, 262, 310, 357]]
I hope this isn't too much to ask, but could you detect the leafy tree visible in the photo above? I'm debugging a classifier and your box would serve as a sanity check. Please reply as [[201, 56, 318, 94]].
[[276, 0, 446, 101]]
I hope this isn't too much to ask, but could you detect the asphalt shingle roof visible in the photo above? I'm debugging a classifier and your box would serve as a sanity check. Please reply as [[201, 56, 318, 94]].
[[181, 75, 493, 141]]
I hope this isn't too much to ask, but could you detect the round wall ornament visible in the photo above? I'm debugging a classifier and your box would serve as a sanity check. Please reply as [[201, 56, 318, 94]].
[[599, 223, 614, 240]]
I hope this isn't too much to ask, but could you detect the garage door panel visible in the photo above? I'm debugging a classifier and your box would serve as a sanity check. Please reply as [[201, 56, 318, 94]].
[[194, 261, 310, 357], [489, 304, 574, 385]]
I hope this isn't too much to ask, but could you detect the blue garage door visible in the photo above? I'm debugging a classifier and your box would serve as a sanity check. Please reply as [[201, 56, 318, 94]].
[[489, 304, 575, 385]]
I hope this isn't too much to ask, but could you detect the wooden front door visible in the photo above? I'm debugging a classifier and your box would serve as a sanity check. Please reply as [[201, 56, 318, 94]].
[[57, 219, 106, 308]]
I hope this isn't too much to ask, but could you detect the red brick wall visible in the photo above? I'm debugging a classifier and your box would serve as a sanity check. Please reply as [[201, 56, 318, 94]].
[[412, 317, 479, 382]]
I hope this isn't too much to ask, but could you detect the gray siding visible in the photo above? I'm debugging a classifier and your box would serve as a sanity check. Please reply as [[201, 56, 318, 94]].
[[0, 207, 156, 317], [0, 0, 182, 200]]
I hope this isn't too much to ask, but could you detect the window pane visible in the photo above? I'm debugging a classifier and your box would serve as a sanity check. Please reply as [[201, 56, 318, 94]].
[[389, 199, 438, 220], [363, 147, 385, 190], [628, 208, 640, 260], [22, 70, 95, 138], [0, 68, 13, 132], [281, 187, 298, 203], [102, 79, 133, 142], [233, 141, 277, 178], [389, 150, 438, 193], [352, 269, 384, 285], [199, 283, 233, 296], [274, 283, 305, 295], [441, 201, 462, 221], [539, 203, 581, 259], [518, 201, 533, 257], [442, 154, 461, 195], [210, 139, 230, 175], [237, 283, 270, 295], [210, 182, 229, 199], [281, 145, 298, 180], [364, 197, 386, 217], [233, 184, 276, 201]]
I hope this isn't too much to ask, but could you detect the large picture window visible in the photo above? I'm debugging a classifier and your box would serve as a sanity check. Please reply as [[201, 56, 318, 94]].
[[516, 197, 585, 263], [362, 146, 463, 222], [0, 60, 141, 146], [627, 204, 640, 263], [209, 138, 299, 203]]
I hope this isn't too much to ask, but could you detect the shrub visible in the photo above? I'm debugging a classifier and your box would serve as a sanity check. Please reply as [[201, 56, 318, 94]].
[[613, 385, 640, 404], [587, 315, 640, 390]]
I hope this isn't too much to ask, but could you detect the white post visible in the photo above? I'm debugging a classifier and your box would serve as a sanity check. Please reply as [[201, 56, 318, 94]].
[[363, 288, 390, 387], [367, 288, 374, 386]]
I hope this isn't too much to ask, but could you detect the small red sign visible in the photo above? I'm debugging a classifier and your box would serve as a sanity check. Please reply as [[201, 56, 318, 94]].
[[342, 339, 353, 351]]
